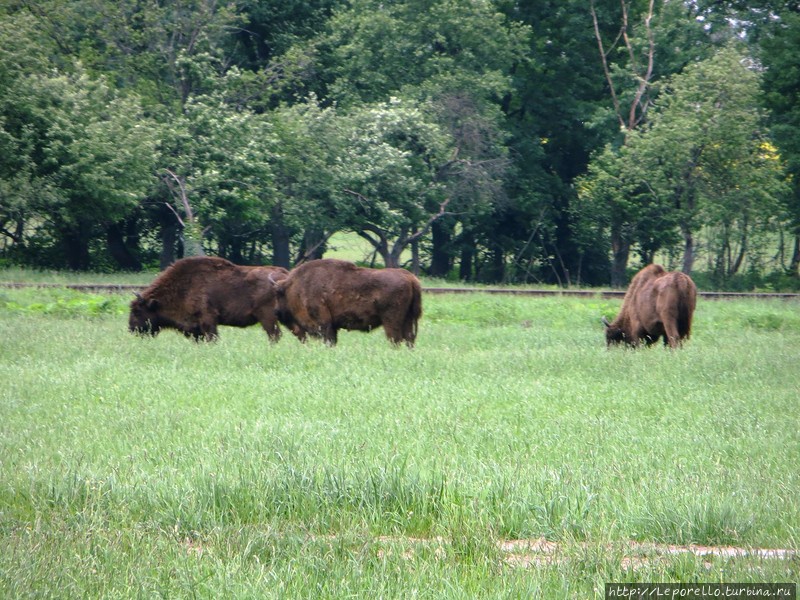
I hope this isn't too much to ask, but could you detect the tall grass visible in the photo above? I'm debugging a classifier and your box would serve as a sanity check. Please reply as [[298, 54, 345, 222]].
[[1, 286, 799, 597]]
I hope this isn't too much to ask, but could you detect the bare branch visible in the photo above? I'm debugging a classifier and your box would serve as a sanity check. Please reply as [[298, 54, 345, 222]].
[[296, 231, 335, 266], [162, 169, 194, 222], [163, 202, 185, 228], [627, 0, 656, 130], [407, 198, 453, 244], [590, 0, 625, 130], [355, 226, 386, 252], [343, 188, 372, 206]]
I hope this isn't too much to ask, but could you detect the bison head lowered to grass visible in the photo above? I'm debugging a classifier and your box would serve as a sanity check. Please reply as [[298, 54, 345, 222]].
[[270, 258, 422, 347], [129, 256, 288, 342], [603, 264, 697, 349]]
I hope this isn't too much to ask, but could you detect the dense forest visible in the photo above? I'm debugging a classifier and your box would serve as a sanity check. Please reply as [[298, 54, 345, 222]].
[[1, 0, 799, 287]]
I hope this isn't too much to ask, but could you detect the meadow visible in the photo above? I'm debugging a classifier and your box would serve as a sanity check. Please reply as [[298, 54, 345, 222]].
[[0, 279, 799, 598]]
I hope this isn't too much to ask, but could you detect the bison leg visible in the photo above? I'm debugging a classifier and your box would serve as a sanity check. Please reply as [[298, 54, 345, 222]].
[[401, 317, 417, 348], [382, 311, 417, 348], [383, 324, 404, 346], [198, 321, 219, 342], [627, 331, 644, 348], [262, 322, 281, 342], [383, 320, 414, 347], [322, 323, 338, 346], [291, 325, 308, 343], [254, 309, 281, 343], [663, 322, 681, 349]]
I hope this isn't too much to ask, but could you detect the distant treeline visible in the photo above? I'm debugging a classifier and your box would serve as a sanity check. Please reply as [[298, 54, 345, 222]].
[[1, 1, 799, 288]]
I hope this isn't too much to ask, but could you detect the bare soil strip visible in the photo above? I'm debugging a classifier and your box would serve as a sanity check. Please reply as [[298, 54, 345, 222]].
[[497, 538, 797, 569], [499, 538, 796, 559], [296, 536, 798, 569]]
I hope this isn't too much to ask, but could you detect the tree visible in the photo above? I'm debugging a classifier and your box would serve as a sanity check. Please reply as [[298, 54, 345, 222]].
[[578, 44, 788, 280], [156, 84, 277, 263], [267, 96, 349, 267], [19, 0, 246, 108], [334, 99, 455, 270], [1, 62, 158, 269], [583, 0, 720, 285], [300, 0, 524, 276], [0, 10, 54, 260], [761, 10, 800, 275]]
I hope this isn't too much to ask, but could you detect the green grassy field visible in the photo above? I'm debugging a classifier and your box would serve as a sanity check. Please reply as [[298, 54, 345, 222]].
[[1, 282, 798, 598]]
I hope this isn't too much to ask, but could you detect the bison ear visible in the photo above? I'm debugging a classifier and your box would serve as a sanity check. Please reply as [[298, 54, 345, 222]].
[[601, 316, 611, 328], [146, 298, 159, 311]]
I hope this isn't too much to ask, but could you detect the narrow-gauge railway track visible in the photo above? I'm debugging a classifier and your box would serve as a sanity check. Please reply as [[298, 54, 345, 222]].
[[2, 281, 799, 299]]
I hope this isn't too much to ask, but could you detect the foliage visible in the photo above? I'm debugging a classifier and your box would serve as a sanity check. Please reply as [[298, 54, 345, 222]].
[[577, 45, 788, 281], [0, 62, 159, 268], [760, 10, 800, 274], [158, 85, 278, 259], [0, 287, 129, 317], [0, 1, 797, 284]]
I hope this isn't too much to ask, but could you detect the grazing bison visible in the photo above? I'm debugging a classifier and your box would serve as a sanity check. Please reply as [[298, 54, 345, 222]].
[[271, 258, 422, 347], [602, 264, 697, 349], [129, 256, 288, 342]]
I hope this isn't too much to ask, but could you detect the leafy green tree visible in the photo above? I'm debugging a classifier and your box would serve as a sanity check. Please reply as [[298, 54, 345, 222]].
[[18, 0, 245, 108], [298, 0, 524, 276], [0, 53, 158, 269], [578, 44, 788, 280], [321, 0, 528, 104], [267, 96, 349, 266], [0, 10, 55, 260], [234, 0, 342, 69], [334, 99, 454, 269], [761, 10, 800, 275], [156, 83, 277, 262]]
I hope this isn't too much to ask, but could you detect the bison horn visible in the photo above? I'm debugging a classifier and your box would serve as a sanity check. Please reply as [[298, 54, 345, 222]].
[[601, 316, 611, 327], [134, 291, 142, 299]]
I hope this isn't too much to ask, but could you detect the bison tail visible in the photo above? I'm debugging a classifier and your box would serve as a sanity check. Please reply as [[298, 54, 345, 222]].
[[676, 274, 697, 340], [677, 304, 694, 340], [404, 283, 423, 345]]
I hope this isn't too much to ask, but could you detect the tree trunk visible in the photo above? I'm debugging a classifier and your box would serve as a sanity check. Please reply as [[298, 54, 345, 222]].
[[430, 220, 452, 277], [731, 223, 747, 276], [106, 221, 142, 271], [270, 203, 291, 268], [228, 238, 244, 265], [300, 228, 327, 262], [159, 216, 178, 269], [182, 222, 205, 257], [63, 229, 90, 271], [610, 228, 630, 288], [459, 233, 475, 281], [356, 228, 395, 268], [384, 248, 400, 268], [789, 233, 800, 277], [410, 239, 420, 275], [490, 245, 505, 283], [271, 223, 291, 268], [681, 226, 695, 275]]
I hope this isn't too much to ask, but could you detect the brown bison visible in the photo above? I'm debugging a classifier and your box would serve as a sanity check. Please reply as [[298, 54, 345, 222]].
[[603, 264, 697, 349], [129, 256, 288, 342], [271, 258, 422, 347]]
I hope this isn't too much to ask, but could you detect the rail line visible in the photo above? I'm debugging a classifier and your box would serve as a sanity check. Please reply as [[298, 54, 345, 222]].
[[1, 281, 799, 300]]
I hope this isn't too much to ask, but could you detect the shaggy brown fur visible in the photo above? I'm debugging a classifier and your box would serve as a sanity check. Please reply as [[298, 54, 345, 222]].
[[273, 258, 422, 347], [604, 264, 697, 349], [129, 256, 289, 342]]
